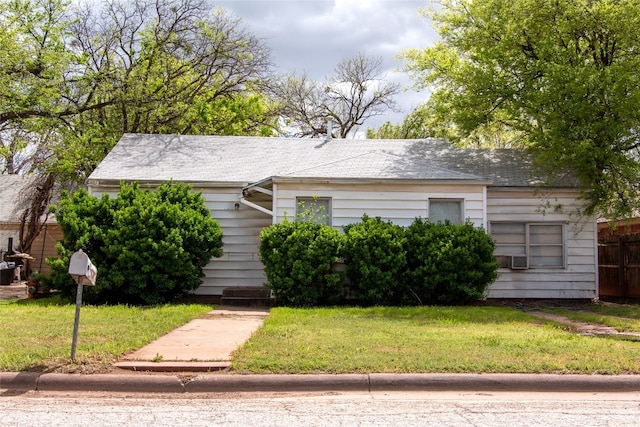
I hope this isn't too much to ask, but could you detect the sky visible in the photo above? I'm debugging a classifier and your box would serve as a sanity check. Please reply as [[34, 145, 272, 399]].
[[215, 0, 438, 133]]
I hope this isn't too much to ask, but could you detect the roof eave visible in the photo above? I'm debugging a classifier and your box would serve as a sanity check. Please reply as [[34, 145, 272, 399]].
[[86, 178, 249, 189], [487, 184, 581, 190], [270, 176, 492, 186]]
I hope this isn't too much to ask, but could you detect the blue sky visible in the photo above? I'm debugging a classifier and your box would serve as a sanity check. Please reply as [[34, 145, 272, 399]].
[[215, 0, 438, 131]]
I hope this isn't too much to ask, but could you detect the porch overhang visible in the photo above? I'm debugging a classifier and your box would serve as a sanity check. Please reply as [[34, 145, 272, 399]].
[[240, 177, 275, 217]]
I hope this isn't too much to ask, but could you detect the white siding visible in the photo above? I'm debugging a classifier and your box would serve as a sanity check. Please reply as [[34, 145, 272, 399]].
[[486, 188, 597, 299], [197, 188, 271, 295], [274, 183, 487, 229], [87, 182, 598, 300]]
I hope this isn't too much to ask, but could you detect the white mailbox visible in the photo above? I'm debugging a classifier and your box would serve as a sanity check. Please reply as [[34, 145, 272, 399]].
[[68, 250, 97, 286]]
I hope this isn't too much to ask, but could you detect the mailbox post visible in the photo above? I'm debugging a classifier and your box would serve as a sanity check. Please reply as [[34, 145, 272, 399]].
[[68, 250, 97, 361]]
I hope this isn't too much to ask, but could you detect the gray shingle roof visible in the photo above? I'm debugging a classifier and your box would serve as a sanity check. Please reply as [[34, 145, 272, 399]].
[[88, 134, 563, 188]]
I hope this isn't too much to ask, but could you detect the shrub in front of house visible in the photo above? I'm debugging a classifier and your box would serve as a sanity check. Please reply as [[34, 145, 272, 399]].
[[259, 220, 345, 307], [44, 182, 223, 305], [404, 218, 499, 305], [342, 215, 407, 305]]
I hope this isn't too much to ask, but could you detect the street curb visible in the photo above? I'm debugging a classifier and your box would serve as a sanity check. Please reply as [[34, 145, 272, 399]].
[[0, 372, 40, 392], [3, 372, 640, 394], [0, 373, 184, 394], [368, 373, 640, 393], [185, 374, 370, 393], [37, 373, 185, 393]]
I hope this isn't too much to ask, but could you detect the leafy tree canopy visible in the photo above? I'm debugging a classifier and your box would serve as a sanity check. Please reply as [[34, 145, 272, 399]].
[[401, 0, 640, 219], [367, 104, 437, 139], [0, 0, 276, 256], [0, 0, 277, 180]]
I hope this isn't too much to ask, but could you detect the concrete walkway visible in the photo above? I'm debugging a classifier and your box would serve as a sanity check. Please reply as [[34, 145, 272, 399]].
[[114, 306, 269, 372]]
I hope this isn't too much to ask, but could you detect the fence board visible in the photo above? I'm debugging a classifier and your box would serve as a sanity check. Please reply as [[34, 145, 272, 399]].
[[598, 234, 640, 299]]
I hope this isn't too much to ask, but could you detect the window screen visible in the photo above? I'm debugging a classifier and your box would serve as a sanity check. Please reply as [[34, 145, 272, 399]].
[[296, 197, 332, 225], [429, 200, 463, 224]]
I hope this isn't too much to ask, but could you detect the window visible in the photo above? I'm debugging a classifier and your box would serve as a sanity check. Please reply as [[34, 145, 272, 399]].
[[491, 222, 565, 268], [429, 199, 463, 224], [296, 197, 332, 225]]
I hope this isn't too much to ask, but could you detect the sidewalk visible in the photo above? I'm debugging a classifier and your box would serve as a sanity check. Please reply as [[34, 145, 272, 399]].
[[113, 305, 269, 372]]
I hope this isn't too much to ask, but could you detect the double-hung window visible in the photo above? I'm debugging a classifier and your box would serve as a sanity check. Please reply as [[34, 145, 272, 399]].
[[296, 197, 332, 225], [490, 222, 565, 269], [429, 199, 463, 225]]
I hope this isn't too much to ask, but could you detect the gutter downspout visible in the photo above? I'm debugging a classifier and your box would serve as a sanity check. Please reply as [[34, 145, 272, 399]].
[[239, 197, 273, 217]]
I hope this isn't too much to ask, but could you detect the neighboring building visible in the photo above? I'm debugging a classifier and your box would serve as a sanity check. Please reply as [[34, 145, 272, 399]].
[[598, 216, 640, 236], [87, 134, 598, 300], [0, 175, 62, 276]]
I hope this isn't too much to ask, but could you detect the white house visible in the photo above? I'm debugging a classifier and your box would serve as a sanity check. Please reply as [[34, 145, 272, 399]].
[[0, 174, 62, 277], [87, 133, 598, 300]]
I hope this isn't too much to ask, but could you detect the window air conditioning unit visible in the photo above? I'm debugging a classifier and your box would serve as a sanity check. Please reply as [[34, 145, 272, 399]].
[[509, 255, 529, 270]]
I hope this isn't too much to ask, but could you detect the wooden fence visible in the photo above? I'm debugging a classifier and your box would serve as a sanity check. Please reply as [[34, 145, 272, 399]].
[[598, 234, 640, 300]]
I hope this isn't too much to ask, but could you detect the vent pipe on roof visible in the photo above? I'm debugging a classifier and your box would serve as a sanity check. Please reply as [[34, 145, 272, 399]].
[[325, 119, 332, 142]]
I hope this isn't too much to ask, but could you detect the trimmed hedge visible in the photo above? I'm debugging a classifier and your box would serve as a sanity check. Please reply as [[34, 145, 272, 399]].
[[259, 220, 345, 307], [44, 182, 223, 305], [404, 219, 499, 305], [343, 215, 407, 305], [260, 216, 499, 307]]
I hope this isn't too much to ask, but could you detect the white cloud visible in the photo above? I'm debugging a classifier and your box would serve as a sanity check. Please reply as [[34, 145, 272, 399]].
[[216, 0, 438, 129]]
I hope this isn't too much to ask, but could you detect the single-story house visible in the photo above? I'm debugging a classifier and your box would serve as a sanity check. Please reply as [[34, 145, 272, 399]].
[[0, 174, 62, 277], [87, 133, 598, 300]]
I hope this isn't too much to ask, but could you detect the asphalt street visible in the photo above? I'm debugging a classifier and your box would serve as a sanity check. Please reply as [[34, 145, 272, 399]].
[[1, 391, 640, 426]]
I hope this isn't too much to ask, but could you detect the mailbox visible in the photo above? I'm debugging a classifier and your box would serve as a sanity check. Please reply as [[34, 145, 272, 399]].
[[68, 250, 97, 286]]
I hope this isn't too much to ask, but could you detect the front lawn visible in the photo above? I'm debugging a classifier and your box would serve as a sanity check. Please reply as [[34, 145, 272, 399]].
[[3, 298, 640, 374], [232, 306, 640, 374], [0, 296, 212, 372]]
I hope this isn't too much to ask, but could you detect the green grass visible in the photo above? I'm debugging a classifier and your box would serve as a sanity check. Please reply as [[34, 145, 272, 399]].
[[4, 298, 640, 374], [231, 306, 640, 374], [0, 296, 212, 372], [541, 305, 640, 333]]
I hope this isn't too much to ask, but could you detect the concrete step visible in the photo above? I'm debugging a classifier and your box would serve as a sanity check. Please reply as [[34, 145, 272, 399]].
[[221, 286, 273, 307], [222, 286, 271, 298]]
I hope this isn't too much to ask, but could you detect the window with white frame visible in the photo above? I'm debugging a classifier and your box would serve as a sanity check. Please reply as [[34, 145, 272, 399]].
[[429, 199, 463, 224], [490, 222, 565, 268], [296, 197, 332, 225]]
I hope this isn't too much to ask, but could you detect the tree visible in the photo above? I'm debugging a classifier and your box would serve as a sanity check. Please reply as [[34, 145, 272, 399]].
[[66, 0, 278, 175], [45, 182, 224, 305], [1, 0, 278, 176], [367, 104, 436, 139], [0, 0, 78, 175], [0, 0, 83, 256], [272, 53, 400, 138], [0, 0, 277, 257], [402, 0, 640, 219]]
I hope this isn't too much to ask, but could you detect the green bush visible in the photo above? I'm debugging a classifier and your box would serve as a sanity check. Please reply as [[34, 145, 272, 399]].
[[259, 220, 345, 307], [404, 218, 499, 305], [343, 215, 407, 305], [44, 182, 223, 305]]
